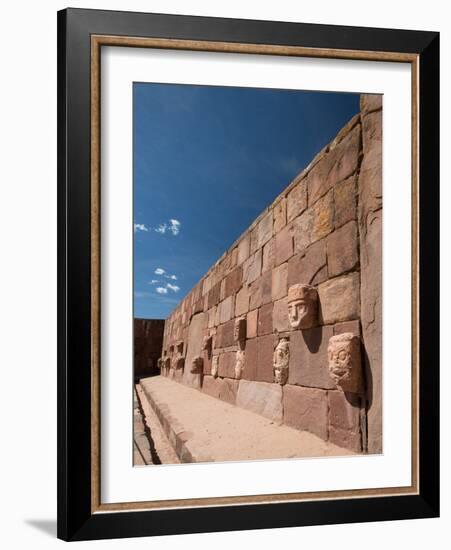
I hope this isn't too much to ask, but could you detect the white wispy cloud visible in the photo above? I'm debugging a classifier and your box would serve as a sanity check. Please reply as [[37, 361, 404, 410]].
[[166, 283, 180, 292], [153, 218, 181, 236], [134, 223, 148, 233], [169, 219, 181, 235], [154, 268, 165, 275], [148, 279, 159, 285], [164, 274, 178, 280], [154, 223, 168, 234], [156, 287, 168, 294]]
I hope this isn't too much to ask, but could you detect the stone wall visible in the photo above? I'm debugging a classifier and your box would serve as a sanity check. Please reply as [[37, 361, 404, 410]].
[[134, 319, 165, 379], [160, 95, 382, 454]]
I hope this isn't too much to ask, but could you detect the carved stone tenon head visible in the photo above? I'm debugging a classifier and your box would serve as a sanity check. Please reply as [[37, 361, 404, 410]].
[[327, 332, 362, 394], [287, 284, 318, 329], [190, 355, 204, 374], [273, 338, 289, 385], [234, 317, 247, 345]]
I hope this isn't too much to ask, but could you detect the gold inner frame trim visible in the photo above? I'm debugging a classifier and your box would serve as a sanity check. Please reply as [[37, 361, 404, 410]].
[[90, 34, 420, 514]]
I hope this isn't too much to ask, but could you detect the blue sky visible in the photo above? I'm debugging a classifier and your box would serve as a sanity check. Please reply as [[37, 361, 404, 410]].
[[134, 83, 359, 319]]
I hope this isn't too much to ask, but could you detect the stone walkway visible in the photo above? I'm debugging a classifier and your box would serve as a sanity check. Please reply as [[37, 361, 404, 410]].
[[133, 385, 180, 465], [139, 375, 354, 464]]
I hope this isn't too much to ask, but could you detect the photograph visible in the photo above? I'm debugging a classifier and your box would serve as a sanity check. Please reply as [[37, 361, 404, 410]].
[[132, 82, 383, 466]]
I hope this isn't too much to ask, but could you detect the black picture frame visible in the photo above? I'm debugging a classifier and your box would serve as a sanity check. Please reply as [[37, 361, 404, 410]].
[[57, 7, 439, 542]]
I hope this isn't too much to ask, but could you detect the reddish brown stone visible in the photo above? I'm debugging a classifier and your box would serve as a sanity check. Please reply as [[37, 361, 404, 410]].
[[334, 175, 357, 229], [272, 297, 290, 333], [288, 326, 335, 389], [274, 224, 294, 266], [262, 237, 275, 273], [272, 262, 288, 301], [248, 278, 262, 310], [237, 234, 250, 265], [256, 211, 273, 249], [202, 375, 221, 399], [246, 309, 258, 339], [334, 319, 361, 337], [288, 240, 327, 288], [207, 282, 221, 309], [236, 380, 283, 423], [255, 334, 275, 383], [360, 94, 382, 115], [218, 351, 236, 379], [216, 319, 234, 348], [287, 179, 307, 222], [258, 303, 273, 336], [235, 285, 249, 316], [273, 198, 287, 232], [219, 295, 234, 324], [224, 266, 243, 298], [308, 124, 361, 206], [318, 272, 360, 324], [292, 208, 313, 254], [243, 249, 262, 284], [242, 337, 257, 380], [328, 390, 361, 433], [329, 426, 362, 453], [283, 385, 328, 440], [326, 221, 359, 277], [311, 190, 334, 243], [218, 378, 239, 405], [260, 270, 272, 305]]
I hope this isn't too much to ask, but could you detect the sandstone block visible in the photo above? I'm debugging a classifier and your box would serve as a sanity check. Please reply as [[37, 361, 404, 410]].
[[202, 375, 221, 399], [334, 175, 357, 229], [218, 351, 236, 379], [218, 378, 239, 405], [329, 426, 362, 453], [237, 234, 250, 265], [318, 272, 360, 324], [250, 271, 272, 310], [235, 285, 249, 316], [311, 190, 334, 243], [326, 221, 359, 277], [216, 319, 234, 348], [287, 179, 307, 222], [257, 211, 273, 249], [288, 239, 327, 288], [283, 385, 328, 440], [334, 319, 361, 337], [242, 337, 257, 380], [273, 198, 287, 232], [292, 208, 313, 254], [219, 296, 234, 324], [273, 297, 290, 333], [288, 326, 335, 389], [328, 390, 361, 433], [224, 265, 243, 298], [272, 262, 288, 301], [243, 249, 262, 284], [258, 303, 273, 336], [246, 309, 258, 339], [236, 379, 283, 423], [308, 124, 361, 206], [361, 93, 382, 115], [255, 333, 275, 383], [207, 282, 221, 309], [274, 224, 294, 266], [262, 237, 275, 273]]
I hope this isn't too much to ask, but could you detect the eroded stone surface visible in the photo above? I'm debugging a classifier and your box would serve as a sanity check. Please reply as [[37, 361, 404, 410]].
[[326, 221, 359, 277], [236, 380, 283, 423], [272, 262, 288, 301], [328, 332, 363, 394], [273, 338, 289, 385], [287, 284, 318, 329], [318, 273, 360, 324], [273, 198, 287, 233], [283, 385, 328, 440], [235, 349, 245, 380], [288, 240, 327, 288], [287, 180, 307, 222]]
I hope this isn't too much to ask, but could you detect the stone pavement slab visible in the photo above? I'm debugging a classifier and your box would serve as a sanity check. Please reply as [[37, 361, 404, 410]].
[[139, 375, 354, 464]]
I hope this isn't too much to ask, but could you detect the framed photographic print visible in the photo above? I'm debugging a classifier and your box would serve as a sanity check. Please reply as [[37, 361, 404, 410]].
[[57, 8, 439, 541]]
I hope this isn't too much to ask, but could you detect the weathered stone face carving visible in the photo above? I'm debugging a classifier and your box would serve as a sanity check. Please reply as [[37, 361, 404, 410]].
[[211, 355, 219, 378], [234, 317, 247, 346], [235, 349, 245, 380], [273, 338, 289, 385], [164, 357, 171, 370], [328, 332, 362, 393], [176, 341, 184, 355], [190, 355, 204, 374], [287, 284, 318, 329], [174, 356, 185, 370], [202, 334, 213, 353]]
